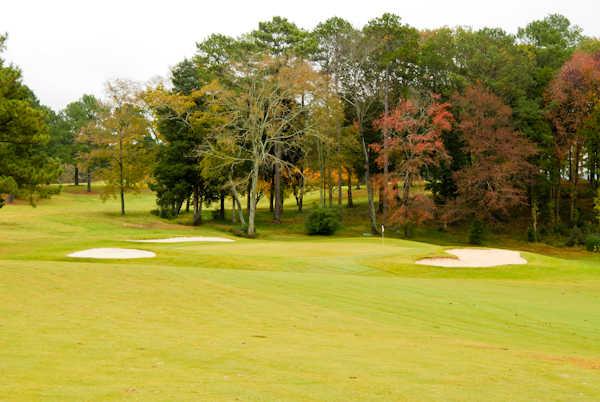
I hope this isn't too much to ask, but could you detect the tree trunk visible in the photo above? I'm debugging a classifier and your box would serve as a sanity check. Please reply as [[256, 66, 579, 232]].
[[119, 132, 125, 216], [192, 185, 202, 226], [592, 148, 599, 189], [274, 146, 282, 223], [328, 167, 333, 207], [378, 186, 384, 213], [531, 201, 539, 242], [186, 196, 190, 213], [74, 165, 79, 186], [570, 142, 582, 224], [219, 191, 226, 220], [246, 181, 251, 215], [551, 152, 561, 227], [176, 199, 183, 216], [337, 166, 342, 205], [568, 147, 573, 183], [587, 150, 594, 187], [382, 70, 390, 225], [361, 134, 378, 234], [402, 175, 412, 207], [279, 190, 284, 215], [346, 167, 354, 208], [86, 169, 92, 193], [247, 161, 260, 236], [269, 172, 274, 212], [555, 181, 561, 227], [230, 186, 246, 226], [120, 187, 125, 216], [298, 166, 304, 212], [235, 196, 245, 225], [232, 196, 236, 224], [318, 140, 325, 208]]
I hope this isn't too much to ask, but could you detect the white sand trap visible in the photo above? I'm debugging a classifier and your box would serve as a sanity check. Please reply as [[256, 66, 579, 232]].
[[129, 236, 234, 243], [68, 248, 156, 259], [416, 248, 527, 268]]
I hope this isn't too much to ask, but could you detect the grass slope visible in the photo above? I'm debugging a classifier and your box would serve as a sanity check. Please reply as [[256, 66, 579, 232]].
[[1, 187, 599, 401]]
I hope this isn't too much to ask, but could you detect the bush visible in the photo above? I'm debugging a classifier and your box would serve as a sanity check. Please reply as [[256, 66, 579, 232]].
[[566, 226, 585, 247], [37, 185, 62, 199], [151, 208, 177, 219], [586, 234, 600, 252], [468, 220, 484, 245], [305, 208, 341, 235]]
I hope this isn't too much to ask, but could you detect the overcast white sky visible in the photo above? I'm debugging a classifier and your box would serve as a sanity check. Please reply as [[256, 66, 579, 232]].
[[1, 0, 599, 110]]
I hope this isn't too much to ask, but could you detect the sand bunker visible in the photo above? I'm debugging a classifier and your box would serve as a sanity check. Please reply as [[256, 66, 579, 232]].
[[416, 248, 527, 268], [68, 248, 156, 259], [129, 236, 234, 243]]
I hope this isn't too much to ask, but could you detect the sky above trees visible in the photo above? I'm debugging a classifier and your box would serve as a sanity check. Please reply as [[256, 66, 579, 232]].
[[1, 0, 599, 110]]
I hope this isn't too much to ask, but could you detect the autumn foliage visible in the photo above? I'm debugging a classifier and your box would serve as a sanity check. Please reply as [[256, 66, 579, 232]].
[[548, 51, 600, 150], [547, 51, 600, 222], [373, 95, 453, 231], [449, 85, 537, 223], [14, 14, 599, 242]]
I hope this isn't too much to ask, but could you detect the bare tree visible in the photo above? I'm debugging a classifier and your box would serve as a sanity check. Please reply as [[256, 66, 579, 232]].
[[201, 56, 331, 236], [335, 31, 382, 234]]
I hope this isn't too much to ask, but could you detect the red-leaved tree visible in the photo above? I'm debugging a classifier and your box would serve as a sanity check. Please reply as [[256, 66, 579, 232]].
[[373, 94, 453, 235], [548, 51, 600, 223], [449, 85, 537, 224]]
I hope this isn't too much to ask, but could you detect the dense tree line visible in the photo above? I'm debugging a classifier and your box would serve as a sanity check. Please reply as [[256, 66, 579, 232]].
[[3, 14, 600, 244], [143, 13, 600, 240]]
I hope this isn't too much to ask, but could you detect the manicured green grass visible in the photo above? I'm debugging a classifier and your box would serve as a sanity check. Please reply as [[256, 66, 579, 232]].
[[1, 187, 600, 401]]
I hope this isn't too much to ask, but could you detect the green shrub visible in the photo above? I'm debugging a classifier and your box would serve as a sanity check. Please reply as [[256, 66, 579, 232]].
[[566, 226, 585, 247], [585, 234, 600, 252], [305, 208, 341, 235], [151, 208, 177, 219], [468, 220, 484, 245], [37, 185, 62, 199]]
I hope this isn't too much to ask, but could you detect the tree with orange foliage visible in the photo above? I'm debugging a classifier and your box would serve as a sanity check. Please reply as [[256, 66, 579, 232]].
[[450, 85, 537, 225], [548, 50, 600, 223], [373, 94, 453, 236]]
